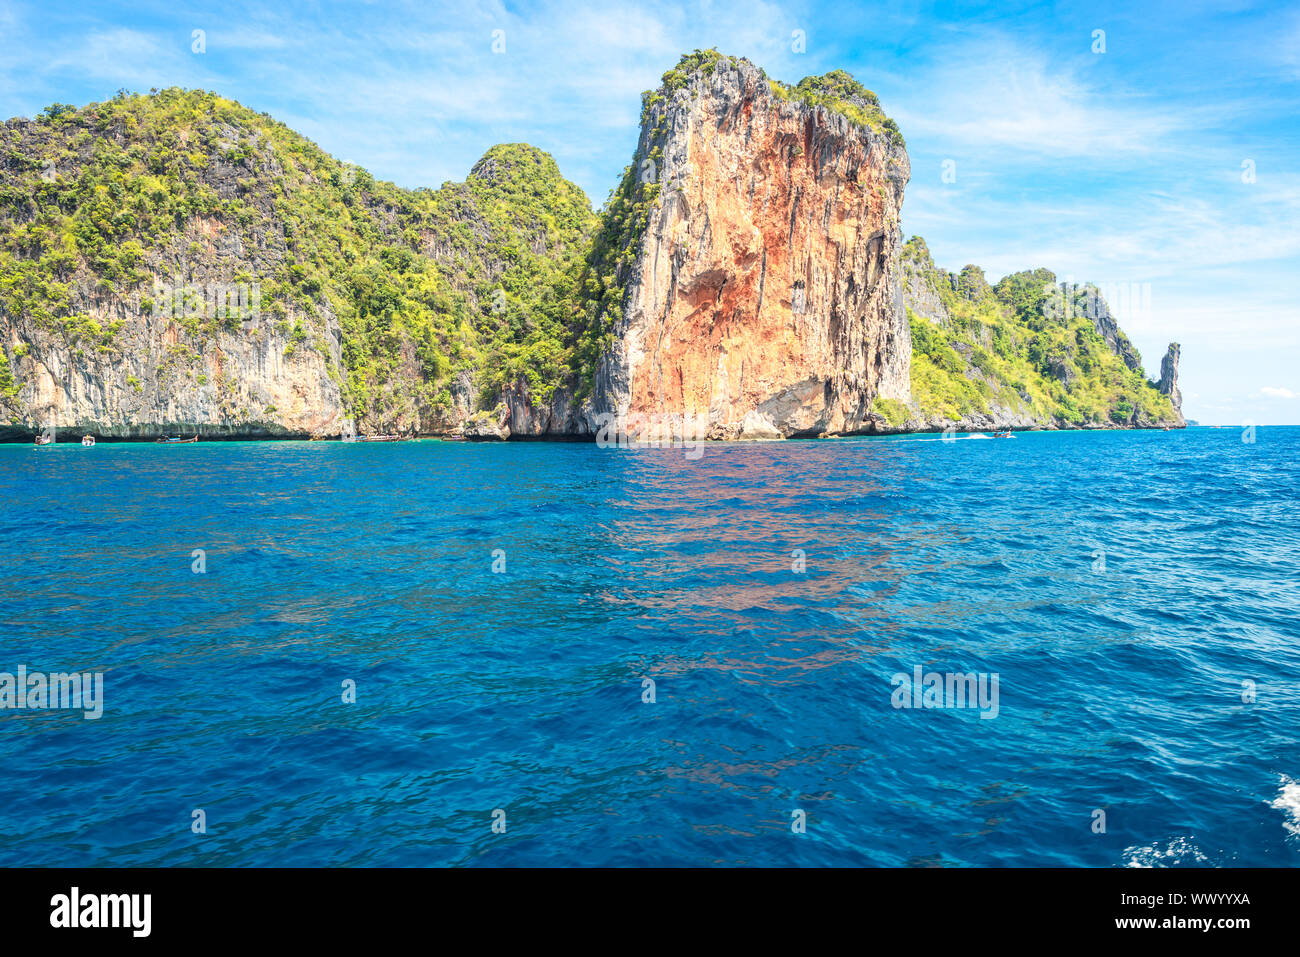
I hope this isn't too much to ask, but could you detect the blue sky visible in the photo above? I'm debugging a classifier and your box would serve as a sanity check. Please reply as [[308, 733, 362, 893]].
[[1, 0, 1297, 425]]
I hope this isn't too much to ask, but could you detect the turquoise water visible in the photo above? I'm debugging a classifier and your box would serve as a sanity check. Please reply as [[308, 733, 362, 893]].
[[1, 427, 1298, 866]]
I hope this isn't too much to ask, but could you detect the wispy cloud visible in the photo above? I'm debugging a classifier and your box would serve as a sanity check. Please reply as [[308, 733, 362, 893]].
[[892, 47, 1187, 160], [46, 28, 192, 89]]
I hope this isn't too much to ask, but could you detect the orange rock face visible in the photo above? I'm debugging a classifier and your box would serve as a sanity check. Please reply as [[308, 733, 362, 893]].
[[593, 58, 912, 440]]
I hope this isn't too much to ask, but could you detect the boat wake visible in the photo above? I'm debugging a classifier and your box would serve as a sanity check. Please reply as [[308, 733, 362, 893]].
[[1271, 774, 1300, 838], [1121, 836, 1209, 867], [898, 433, 1016, 443]]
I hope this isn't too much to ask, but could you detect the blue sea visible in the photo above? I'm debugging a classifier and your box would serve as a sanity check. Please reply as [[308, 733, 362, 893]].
[[2, 426, 1298, 867]]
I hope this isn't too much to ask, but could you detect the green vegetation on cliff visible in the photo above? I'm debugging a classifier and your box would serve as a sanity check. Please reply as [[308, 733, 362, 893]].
[[566, 66, 680, 402], [462, 146, 595, 405], [657, 48, 904, 145], [0, 346, 17, 402], [871, 396, 910, 427], [566, 160, 656, 402], [659, 48, 733, 89], [0, 89, 596, 426], [769, 68, 904, 146], [901, 236, 1176, 426], [1, 62, 1169, 436]]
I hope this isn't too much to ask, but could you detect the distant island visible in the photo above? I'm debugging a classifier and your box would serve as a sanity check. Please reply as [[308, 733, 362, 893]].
[[0, 49, 1182, 442]]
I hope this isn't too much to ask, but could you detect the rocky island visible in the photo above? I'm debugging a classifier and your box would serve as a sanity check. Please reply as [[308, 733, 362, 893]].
[[0, 50, 1183, 442]]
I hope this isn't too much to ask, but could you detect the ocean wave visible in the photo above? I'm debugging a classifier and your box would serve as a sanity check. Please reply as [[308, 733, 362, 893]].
[[1270, 775, 1300, 838], [2, 428, 1299, 865], [1122, 837, 1209, 868]]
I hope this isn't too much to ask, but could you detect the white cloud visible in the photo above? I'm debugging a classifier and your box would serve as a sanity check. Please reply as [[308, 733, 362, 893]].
[[889, 38, 1189, 160], [45, 28, 192, 89], [1261, 386, 1298, 399]]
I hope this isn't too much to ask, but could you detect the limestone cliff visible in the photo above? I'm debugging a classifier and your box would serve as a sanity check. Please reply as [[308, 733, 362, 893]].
[[0, 61, 1184, 443], [1158, 343, 1185, 426], [516, 53, 912, 440], [0, 91, 593, 441], [2, 301, 343, 442], [0, 99, 345, 440], [896, 236, 1184, 431]]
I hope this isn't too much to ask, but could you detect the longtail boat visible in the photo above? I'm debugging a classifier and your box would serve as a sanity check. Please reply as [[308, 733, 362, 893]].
[[156, 434, 199, 444]]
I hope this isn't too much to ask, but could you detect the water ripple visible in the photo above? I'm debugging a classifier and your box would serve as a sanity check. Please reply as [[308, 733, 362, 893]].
[[1, 428, 1298, 865]]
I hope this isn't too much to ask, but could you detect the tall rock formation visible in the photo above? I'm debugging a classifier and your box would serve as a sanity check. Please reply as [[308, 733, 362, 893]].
[[0, 59, 1185, 442], [896, 234, 1185, 431], [0, 91, 594, 441], [1158, 343, 1185, 425], [0, 99, 347, 440], [544, 53, 912, 440]]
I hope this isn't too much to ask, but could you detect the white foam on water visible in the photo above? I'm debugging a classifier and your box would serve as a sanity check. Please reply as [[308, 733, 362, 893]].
[[893, 434, 1010, 443], [1270, 774, 1300, 838], [1121, 836, 1208, 868]]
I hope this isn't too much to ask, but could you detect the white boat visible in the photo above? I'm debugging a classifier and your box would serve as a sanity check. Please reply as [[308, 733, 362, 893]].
[[81, 435, 95, 447]]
